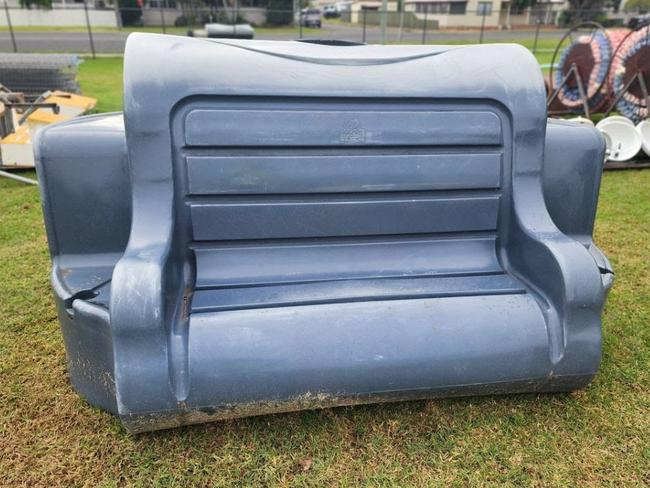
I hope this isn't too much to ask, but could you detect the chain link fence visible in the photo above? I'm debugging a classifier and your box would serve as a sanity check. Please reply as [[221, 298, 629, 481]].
[[0, 3, 640, 57]]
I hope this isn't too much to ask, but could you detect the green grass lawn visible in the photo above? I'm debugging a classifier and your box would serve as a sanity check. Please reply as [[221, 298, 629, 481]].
[[78, 57, 123, 113], [1, 47, 649, 486]]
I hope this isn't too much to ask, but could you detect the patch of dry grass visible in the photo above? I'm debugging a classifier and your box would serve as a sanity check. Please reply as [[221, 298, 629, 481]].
[[1, 57, 649, 485], [1, 169, 648, 487]]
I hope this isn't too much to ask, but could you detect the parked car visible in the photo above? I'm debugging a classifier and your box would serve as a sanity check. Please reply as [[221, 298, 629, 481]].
[[298, 8, 322, 28], [323, 5, 340, 18], [628, 13, 650, 30]]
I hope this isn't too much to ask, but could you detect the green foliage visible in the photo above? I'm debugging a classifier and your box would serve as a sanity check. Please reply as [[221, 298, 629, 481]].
[[565, 0, 606, 17], [118, 0, 142, 27], [510, 0, 536, 11], [266, 0, 293, 26], [19, 0, 52, 8], [558, 4, 608, 26], [624, 0, 650, 11]]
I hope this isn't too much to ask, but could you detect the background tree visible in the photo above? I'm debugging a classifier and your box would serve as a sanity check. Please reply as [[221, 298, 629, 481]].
[[623, 0, 650, 11], [19, 0, 52, 8], [568, 0, 607, 16], [510, 0, 536, 13], [558, 0, 607, 24], [266, 0, 293, 25], [118, 0, 143, 26]]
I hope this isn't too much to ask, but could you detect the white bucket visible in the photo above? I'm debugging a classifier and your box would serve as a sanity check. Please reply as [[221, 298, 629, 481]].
[[636, 120, 650, 157], [596, 117, 643, 162], [600, 115, 634, 127], [601, 131, 613, 162]]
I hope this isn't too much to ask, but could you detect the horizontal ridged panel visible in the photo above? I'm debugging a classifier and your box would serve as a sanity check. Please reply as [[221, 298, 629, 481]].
[[194, 236, 500, 288], [184, 109, 502, 146], [190, 195, 500, 240], [186, 153, 501, 195], [191, 274, 525, 312]]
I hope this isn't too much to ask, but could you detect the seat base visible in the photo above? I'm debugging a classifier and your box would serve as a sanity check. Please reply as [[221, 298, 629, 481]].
[[122, 374, 593, 433], [55, 269, 599, 433]]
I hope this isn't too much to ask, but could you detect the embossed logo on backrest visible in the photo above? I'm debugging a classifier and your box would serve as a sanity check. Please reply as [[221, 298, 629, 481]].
[[340, 118, 365, 144]]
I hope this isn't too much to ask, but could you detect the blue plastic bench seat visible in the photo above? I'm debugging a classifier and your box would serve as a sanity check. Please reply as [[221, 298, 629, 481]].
[[36, 35, 613, 432]]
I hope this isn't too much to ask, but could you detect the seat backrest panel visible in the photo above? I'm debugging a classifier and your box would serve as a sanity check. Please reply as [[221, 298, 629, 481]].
[[174, 97, 507, 288], [189, 193, 500, 241], [184, 106, 501, 147], [186, 152, 501, 195]]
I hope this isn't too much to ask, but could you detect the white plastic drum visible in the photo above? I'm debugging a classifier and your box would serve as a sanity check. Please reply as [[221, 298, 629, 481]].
[[602, 115, 634, 127], [601, 131, 613, 161], [596, 117, 642, 161], [637, 120, 650, 157]]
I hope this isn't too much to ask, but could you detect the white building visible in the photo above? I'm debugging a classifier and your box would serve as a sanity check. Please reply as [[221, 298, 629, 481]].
[[404, 0, 504, 28], [344, 0, 568, 28]]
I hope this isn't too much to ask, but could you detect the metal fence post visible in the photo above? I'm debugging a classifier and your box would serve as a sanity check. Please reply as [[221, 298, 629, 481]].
[[532, 18, 541, 54], [114, 2, 122, 29], [362, 9, 367, 43], [299, 11, 303, 38], [479, 8, 486, 43], [3, 1, 17, 52], [83, 0, 96, 59], [397, 0, 404, 42], [421, 9, 427, 44], [160, 1, 166, 34], [380, 0, 387, 44]]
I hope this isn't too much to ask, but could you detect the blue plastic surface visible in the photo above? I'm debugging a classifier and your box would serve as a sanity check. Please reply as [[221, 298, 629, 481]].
[[35, 35, 613, 432]]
